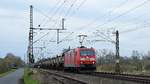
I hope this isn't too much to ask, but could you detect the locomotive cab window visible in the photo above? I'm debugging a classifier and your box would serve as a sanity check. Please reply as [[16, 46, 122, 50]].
[[80, 50, 95, 56]]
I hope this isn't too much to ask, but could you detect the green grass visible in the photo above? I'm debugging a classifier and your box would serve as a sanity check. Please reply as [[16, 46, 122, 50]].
[[24, 68, 38, 84], [0, 69, 16, 77]]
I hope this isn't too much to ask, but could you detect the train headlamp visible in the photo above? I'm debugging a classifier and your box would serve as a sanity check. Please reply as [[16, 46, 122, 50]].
[[90, 58, 95, 61], [80, 58, 85, 60]]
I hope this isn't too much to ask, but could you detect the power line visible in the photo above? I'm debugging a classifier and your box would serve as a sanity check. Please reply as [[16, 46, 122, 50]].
[[97, 24, 150, 38], [32, 0, 68, 45], [23, 0, 58, 24], [25, 0, 74, 41], [69, 0, 87, 16], [33, 32, 50, 44], [38, 0, 62, 26], [76, 0, 87, 10], [65, 0, 87, 21], [24, 0, 68, 51], [64, 0, 78, 17], [33, 0, 67, 45], [112, 10, 150, 28], [41, 0, 68, 27], [52, 0, 78, 28], [59, 32, 74, 43], [34, 8, 57, 22], [53, 0, 87, 27], [23, 0, 31, 5], [107, 0, 129, 16], [75, 0, 128, 30], [90, 22, 150, 45], [95, 0, 150, 28], [52, 0, 87, 28], [120, 24, 150, 34]]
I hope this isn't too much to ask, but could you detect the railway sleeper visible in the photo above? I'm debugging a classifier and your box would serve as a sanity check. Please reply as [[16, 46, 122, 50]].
[[53, 76, 66, 84]]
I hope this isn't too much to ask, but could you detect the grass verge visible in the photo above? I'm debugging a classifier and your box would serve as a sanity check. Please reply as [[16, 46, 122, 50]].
[[24, 68, 38, 84], [0, 69, 16, 77]]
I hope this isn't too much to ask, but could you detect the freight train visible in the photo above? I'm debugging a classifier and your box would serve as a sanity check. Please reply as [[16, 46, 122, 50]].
[[34, 46, 96, 71]]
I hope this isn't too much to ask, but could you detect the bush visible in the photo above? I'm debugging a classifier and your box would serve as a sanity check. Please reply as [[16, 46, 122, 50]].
[[0, 60, 11, 74], [145, 64, 150, 70], [0, 53, 24, 74]]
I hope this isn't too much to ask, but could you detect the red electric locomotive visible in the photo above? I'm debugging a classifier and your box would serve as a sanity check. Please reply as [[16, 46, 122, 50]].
[[64, 47, 96, 70]]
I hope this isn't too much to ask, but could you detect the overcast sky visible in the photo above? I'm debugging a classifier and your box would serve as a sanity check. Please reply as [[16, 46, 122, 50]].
[[0, 0, 150, 60]]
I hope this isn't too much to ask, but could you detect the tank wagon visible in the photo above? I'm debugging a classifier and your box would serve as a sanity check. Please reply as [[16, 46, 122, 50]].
[[34, 47, 96, 70]]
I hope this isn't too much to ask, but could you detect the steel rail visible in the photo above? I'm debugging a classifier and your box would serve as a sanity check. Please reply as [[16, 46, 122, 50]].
[[41, 69, 88, 84], [79, 71, 150, 84]]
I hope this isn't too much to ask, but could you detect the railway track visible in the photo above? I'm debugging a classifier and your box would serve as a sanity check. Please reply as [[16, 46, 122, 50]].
[[41, 69, 88, 84], [79, 71, 150, 84], [38, 68, 150, 84]]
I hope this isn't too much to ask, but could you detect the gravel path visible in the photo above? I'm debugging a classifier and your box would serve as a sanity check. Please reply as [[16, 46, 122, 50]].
[[0, 68, 24, 84]]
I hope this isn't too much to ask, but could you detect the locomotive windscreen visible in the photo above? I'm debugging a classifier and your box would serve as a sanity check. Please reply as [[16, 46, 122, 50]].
[[80, 50, 95, 56]]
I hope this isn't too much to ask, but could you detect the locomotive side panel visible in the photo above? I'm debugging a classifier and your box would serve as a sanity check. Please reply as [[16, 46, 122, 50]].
[[65, 49, 80, 68], [64, 49, 76, 68], [75, 48, 80, 68]]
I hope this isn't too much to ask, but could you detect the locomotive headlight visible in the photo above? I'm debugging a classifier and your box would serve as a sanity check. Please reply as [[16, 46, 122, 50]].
[[92, 62, 95, 64], [90, 58, 95, 61], [80, 58, 85, 60]]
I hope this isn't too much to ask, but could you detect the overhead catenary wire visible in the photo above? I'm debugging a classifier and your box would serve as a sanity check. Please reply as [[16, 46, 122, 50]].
[[94, 7, 150, 36], [38, 0, 62, 26], [66, 0, 87, 20], [41, 0, 68, 27], [53, 0, 87, 28], [107, 0, 129, 16], [52, 0, 78, 28], [112, 12, 150, 30], [23, 1, 147, 37], [92, 32, 115, 44], [97, 23, 150, 40], [24, 0, 75, 44], [75, 0, 128, 30], [24, 0, 58, 23], [90, 21, 150, 44], [64, 0, 78, 17], [99, 24, 150, 40], [95, 0, 150, 28], [120, 23, 150, 34], [37, 0, 86, 26], [82, 0, 150, 43], [34, 8, 57, 22], [25, 0, 69, 45], [24, 0, 150, 59], [33, 32, 50, 44], [76, 0, 87, 10], [59, 32, 74, 43], [23, 1, 64, 48], [96, 30, 114, 41], [34, 0, 68, 50], [24, 0, 87, 60]]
